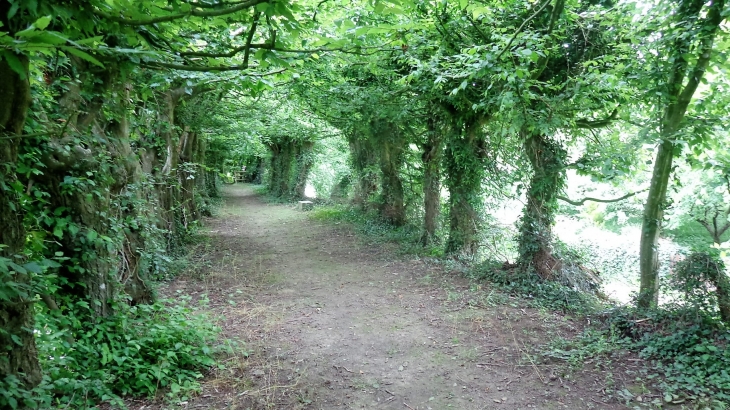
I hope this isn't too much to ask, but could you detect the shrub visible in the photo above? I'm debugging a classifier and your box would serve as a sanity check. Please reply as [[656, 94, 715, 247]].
[[670, 251, 730, 323], [24, 295, 219, 409]]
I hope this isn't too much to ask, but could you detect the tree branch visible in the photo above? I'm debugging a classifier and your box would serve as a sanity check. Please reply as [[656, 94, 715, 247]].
[[94, 0, 269, 26], [242, 12, 261, 68], [558, 188, 648, 206], [530, 0, 566, 80], [673, 0, 725, 122], [175, 0, 255, 9], [140, 58, 286, 75], [574, 108, 618, 129], [176, 42, 388, 58], [496, 0, 552, 61]]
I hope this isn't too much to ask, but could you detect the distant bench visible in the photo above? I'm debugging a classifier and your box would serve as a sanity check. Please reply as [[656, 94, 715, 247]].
[[298, 200, 313, 211]]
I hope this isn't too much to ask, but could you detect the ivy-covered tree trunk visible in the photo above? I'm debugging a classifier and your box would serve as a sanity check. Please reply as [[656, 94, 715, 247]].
[[420, 117, 442, 245], [107, 89, 154, 306], [151, 87, 192, 252], [375, 124, 406, 226], [279, 142, 295, 197], [42, 66, 120, 317], [638, 0, 725, 309], [294, 141, 314, 199], [0, 52, 43, 393], [267, 139, 298, 198], [444, 117, 486, 256], [517, 133, 567, 278], [267, 143, 282, 195], [348, 133, 379, 210], [178, 129, 200, 224], [254, 157, 265, 184]]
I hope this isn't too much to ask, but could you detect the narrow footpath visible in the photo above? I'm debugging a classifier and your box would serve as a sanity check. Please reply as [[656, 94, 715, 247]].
[[154, 185, 639, 410]]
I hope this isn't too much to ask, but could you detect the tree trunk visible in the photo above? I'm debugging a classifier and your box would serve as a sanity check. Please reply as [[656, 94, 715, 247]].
[[378, 139, 406, 226], [637, 0, 724, 309], [267, 144, 282, 195], [638, 139, 674, 308], [0, 53, 43, 394], [294, 141, 314, 199], [444, 117, 486, 256], [108, 91, 154, 306], [348, 134, 379, 210], [40, 66, 125, 317], [517, 133, 567, 278], [279, 142, 295, 197], [420, 118, 442, 245], [178, 129, 199, 223]]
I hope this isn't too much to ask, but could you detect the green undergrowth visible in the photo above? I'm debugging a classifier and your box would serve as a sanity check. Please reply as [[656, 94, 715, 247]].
[[468, 262, 604, 313], [2, 295, 221, 410], [310, 205, 443, 256], [310, 205, 605, 313], [542, 306, 730, 408]]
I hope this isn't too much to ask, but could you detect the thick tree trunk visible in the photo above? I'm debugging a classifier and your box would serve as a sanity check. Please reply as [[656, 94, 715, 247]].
[[517, 133, 567, 278], [267, 139, 301, 198], [0, 53, 43, 393], [267, 144, 282, 194], [348, 134, 379, 210], [108, 94, 154, 305], [153, 88, 189, 251], [294, 141, 314, 199], [444, 117, 486, 256], [178, 129, 199, 223], [420, 118, 442, 245], [41, 66, 125, 317], [378, 140, 406, 226], [278, 143, 294, 197]]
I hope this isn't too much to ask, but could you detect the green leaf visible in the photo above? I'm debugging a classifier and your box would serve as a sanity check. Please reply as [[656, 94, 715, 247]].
[[0, 51, 27, 79], [101, 343, 110, 365], [60, 46, 104, 67], [7, 3, 19, 20], [34, 15, 52, 30], [27, 32, 67, 45], [22, 262, 43, 274], [74, 36, 103, 45]]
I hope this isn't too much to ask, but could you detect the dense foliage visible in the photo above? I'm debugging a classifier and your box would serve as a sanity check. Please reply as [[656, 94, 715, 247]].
[[1, 0, 729, 407]]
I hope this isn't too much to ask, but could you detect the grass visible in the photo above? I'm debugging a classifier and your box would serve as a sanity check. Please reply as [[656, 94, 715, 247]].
[[309, 205, 444, 256]]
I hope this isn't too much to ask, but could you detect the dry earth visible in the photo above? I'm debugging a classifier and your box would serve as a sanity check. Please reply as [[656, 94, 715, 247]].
[[131, 184, 655, 410]]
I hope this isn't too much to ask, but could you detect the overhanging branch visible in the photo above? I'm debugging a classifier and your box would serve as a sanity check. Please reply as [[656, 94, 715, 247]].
[[94, 0, 269, 26], [574, 108, 618, 129], [141, 59, 286, 75], [557, 188, 648, 206]]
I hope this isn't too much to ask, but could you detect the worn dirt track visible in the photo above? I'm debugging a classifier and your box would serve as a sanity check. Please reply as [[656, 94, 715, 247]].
[[147, 184, 643, 410]]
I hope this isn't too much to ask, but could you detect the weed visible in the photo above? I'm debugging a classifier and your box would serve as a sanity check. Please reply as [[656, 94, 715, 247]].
[[469, 263, 603, 314], [8, 296, 221, 409]]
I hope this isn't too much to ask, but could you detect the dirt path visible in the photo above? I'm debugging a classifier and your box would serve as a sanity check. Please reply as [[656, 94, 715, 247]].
[[157, 185, 640, 410]]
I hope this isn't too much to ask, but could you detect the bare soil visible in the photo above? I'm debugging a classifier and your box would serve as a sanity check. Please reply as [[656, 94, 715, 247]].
[[135, 184, 652, 410]]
